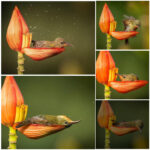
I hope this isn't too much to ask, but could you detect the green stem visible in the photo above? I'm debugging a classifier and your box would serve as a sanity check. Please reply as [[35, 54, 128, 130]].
[[8, 127, 17, 149], [104, 84, 111, 148], [105, 129, 110, 148], [17, 52, 24, 74], [106, 34, 112, 49], [104, 84, 111, 100]]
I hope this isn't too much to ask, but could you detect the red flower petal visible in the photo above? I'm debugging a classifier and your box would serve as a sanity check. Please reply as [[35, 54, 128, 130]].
[[17, 124, 65, 139], [109, 125, 138, 136], [6, 6, 29, 51], [110, 31, 139, 40], [1, 76, 24, 127], [23, 47, 65, 61], [97, 100, 115, 128], [96, 51, 117, 85], [109, 80, 148, 93], [99, 3, 115, 34], [109, 120, 143, 136]]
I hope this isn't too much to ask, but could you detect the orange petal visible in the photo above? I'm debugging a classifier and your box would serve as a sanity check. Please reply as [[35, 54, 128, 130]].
[[99, 3, 115, 33], [17, 124, 65, 139], [109, 80, 148, 93], [110, 31, 139, 40], [23, 47, 65, 61], [96, 51, 109, 85], [97, 100, 115, 128], [107, 51, 115, 69], [99, 3, 110, 33], [1, 76, 25, 127], [2, 76, 17, 126], [96, 51, 116, 85], [109, 120, 143, 136], [109, 125, 138, 136], [10, 77, 24, 105], [6, 6, 29, 51]]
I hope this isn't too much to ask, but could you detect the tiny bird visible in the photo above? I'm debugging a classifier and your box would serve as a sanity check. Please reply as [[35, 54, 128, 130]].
[[15, 115, 80, 139], [113, 120, 143, 132], [32, 38, 72, 48], [123, 15, 140, 45], [118, 73, 139, 81]]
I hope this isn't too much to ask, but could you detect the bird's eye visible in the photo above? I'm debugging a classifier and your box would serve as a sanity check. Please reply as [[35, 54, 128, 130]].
[[61, 41, 65, 44], [64, 121, 68, 125], [122, 75, 126, 78]]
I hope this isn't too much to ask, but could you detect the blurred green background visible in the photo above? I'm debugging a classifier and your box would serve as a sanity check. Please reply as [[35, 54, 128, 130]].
[[96, 1, 149, 49], [2, 2, 95, 74], [96, 51, 149, 99], [96, 100, 149, 149], [2, 76, 95, 149]]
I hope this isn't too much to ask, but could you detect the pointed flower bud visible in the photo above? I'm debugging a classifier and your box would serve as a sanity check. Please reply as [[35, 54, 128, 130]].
[[110, 31, 139, 40], [6, 6, 31, 52], [99, 3, 116, 33], [97, 100, 116, 128], [109, 120, 143, 136], [96, 51, 118, 85], [109, 80, 148, 93], [22, 47, 65, 61], [1, 76, 28, 127]]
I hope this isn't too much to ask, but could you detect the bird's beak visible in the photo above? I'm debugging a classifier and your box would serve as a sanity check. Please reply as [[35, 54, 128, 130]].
[[69, 120, 80, 125], [64, 42, 73, 47]]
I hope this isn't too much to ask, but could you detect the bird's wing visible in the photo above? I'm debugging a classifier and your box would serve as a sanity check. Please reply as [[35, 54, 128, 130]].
[[15, 120, 31, 128]]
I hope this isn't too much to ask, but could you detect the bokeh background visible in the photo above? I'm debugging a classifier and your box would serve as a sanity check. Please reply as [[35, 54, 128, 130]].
[[96, 100, 149, 149], [2, 76, 95, 149], [96, 51, 149, 99], [2, 2, 95, 74], [96, 1, 149, 49]]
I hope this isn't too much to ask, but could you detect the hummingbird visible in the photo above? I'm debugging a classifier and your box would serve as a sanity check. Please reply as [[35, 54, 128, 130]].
[[31, 38, 72, 48], [113, 120, 144, 132], [15, 115, 80, 139], [123, 15, 140, 45], [118, 73, 139, 81]]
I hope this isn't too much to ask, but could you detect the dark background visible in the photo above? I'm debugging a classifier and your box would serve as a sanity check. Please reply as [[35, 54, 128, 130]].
[[96, 1, 149, 49], [96, 51, 149, 99], [96, 100, 149, 149], [2, 76, 95, 149], [2, 2, 95, 74]]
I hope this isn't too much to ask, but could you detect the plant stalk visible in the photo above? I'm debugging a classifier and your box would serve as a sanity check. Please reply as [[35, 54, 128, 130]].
[[104, 84, 111, 148], [17, 52, 24, 74], [104, 84, 111, 100], [8, 127, 17, 149], [106, 34, 112, 49]]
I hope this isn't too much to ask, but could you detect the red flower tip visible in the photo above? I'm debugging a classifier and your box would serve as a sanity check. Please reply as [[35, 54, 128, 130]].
[[110, 31, 139, 40], [22, 47, 65, 61], [99, 3, 116, 34], [109, 80, 148, 93]]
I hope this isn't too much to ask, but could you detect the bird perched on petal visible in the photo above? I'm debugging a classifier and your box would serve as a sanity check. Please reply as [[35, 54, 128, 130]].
[[32, 38, 72, 48], [15, 114, 80, 139]]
